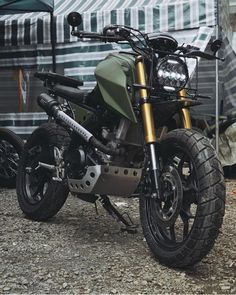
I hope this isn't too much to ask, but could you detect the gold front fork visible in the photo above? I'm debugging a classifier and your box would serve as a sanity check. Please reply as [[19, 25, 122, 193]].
[[136, 56, 159, 192], [179, 89, 192, 129], [136, 56, 156, 144]]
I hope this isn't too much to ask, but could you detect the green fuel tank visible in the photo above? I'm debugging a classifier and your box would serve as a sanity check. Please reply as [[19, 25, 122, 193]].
[[95, 52, 137, 123]]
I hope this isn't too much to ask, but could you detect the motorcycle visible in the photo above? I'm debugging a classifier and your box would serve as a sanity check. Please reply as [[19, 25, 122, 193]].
[[16, 12, 225, 268], [0, 127, 23, 188]]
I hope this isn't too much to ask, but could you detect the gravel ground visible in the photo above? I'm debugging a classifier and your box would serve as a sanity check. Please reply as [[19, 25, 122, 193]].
[[0, 180, 235, 294]]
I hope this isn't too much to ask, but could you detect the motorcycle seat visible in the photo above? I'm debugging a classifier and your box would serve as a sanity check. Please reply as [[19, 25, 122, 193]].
[[35, 72, 83, 88], [53, 84, 89, 105]]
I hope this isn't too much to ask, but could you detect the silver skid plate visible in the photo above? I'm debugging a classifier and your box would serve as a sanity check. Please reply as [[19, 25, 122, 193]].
[[68, 165, 142, 196]]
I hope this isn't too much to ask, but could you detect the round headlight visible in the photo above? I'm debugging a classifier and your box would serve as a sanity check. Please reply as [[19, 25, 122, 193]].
[[156, 56, 188, 92]]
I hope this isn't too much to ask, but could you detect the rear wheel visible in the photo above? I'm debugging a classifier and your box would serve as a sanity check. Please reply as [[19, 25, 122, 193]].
[[140, 129, 225, 267], [0, 128, 23, 188], [17, 123, 70, 221]]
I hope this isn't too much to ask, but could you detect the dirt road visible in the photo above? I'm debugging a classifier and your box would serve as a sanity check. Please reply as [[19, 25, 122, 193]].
[[0, 180, 235, 294]]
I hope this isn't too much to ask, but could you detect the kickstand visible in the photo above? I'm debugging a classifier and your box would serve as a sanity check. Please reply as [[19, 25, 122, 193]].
[[98, 195, 138, 234]]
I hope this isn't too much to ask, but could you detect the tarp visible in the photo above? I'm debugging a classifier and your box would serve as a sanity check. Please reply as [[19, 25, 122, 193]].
[[219, 122, 236, 166], [0, 0, 54, 14], [191, 31, 236, 117]]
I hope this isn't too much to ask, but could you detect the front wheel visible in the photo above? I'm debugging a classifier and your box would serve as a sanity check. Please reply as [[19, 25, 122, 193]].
[[17, 123, 70, 221], [140, 129, 225, 268]]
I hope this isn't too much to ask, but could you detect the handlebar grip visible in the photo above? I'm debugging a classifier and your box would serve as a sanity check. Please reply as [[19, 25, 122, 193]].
[[72, 29, 125, 42], [72, 30, 101, 39]]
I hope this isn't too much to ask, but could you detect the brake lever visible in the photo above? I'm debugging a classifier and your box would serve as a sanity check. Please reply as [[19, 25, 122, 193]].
[[185, 50, 225, 61], [177, 45, 200, 54]]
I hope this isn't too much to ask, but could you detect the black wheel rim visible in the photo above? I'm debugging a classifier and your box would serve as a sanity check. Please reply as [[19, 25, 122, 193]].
[[24, 144, 53, 205], [147, 145, 198, 250], [0, 139, 20, 180]]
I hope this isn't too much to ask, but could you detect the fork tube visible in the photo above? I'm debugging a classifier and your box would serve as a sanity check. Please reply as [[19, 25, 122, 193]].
[[136, 56, 156, 143], [179, 89, 192, 129], [136, 56, 159, 192]]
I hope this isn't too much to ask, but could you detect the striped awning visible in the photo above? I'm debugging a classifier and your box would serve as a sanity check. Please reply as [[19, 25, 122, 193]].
[[0, 0, 234, 114], [0, 112, 48, 139], [0, 0, 217, 47]]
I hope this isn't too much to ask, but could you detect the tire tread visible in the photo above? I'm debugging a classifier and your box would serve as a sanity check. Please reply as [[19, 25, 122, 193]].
[[140, 128, 225, 268], [17, 123, 70, 221]]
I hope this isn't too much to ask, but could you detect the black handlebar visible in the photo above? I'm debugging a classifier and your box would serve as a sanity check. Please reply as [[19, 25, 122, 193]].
[[185, 50, 225, 61], [71, 28, 126, 42], [71, 26, 224, 61], [176, 45, 224, 61]]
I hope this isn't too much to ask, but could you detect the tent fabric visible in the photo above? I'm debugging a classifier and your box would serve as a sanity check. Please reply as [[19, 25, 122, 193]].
[[0, 0, 216, 46], [0, 26, 214, 81], [219, 0, 233, 41], [0, 0, 54, 14], [192, 31, 236, 117], [0, 112, 48, 138]]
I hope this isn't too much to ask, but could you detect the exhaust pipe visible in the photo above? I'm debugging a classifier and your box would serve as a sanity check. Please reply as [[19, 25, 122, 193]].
[[37, 93, 122, 156]]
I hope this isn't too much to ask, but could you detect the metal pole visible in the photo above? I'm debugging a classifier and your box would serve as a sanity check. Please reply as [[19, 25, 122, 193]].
[[215, 24, 219, 154], [50, 12, 56, 72]]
